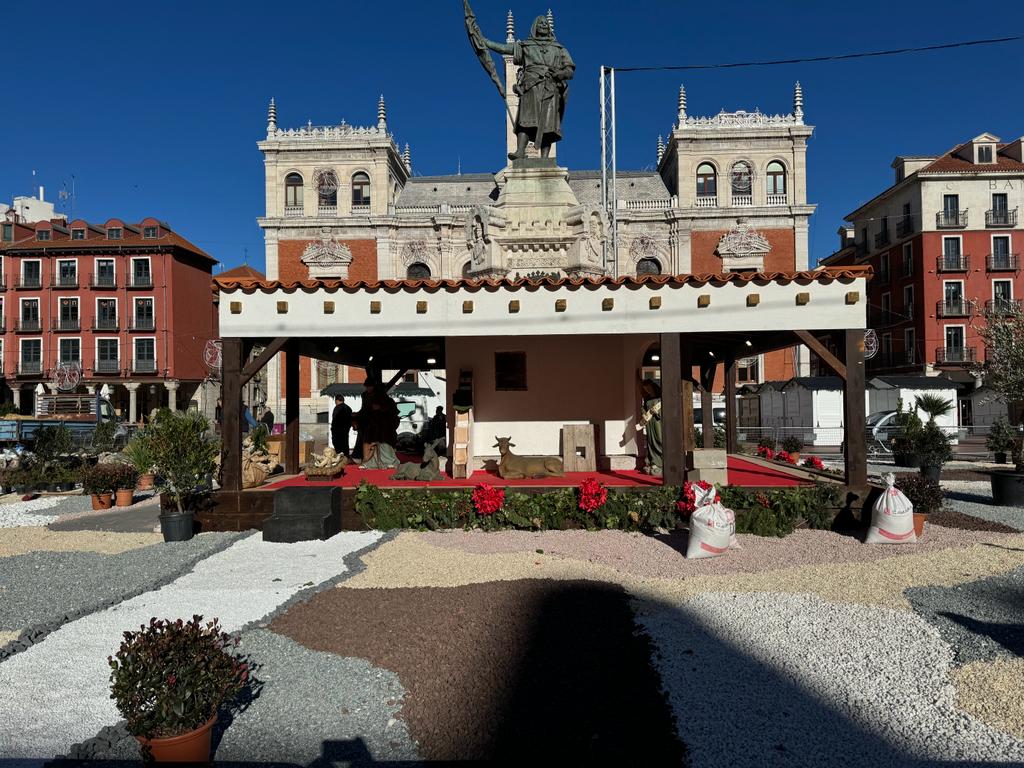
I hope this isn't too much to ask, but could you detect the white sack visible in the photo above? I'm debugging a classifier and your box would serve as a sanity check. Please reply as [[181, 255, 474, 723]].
[[866, 473, 916, 545], [686, 483, 738, 559]]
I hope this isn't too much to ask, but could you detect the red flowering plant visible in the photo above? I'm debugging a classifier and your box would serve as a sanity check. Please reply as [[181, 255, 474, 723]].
[[108, 616, 249, 739], [471, 483, 505, 516], [803, 455, 825, 471], [756, 445, 774, 460], [775, 450, 797, 465], [578, 478, 609, 513], [675, 480, 720, 517]]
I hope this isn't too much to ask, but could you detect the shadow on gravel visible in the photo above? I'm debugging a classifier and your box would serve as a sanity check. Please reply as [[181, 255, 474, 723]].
[[938, 613, 1024, 658]]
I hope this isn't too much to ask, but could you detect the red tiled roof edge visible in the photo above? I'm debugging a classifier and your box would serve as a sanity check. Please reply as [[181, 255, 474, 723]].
[[213, 267, 873, 295]]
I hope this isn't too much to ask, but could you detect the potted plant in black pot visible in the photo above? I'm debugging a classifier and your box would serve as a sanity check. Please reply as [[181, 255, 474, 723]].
[[148, 410, 219, 542], [973, 302, 1024, 506], [986, 417, 1016, 465], [889, 401, 923, 468], [915, 421, 952, 483], [109, 615, 249, 763]]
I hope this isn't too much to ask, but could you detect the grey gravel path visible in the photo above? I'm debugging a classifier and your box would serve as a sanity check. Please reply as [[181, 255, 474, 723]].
[[942, 480, 1024, 531], [47, 504, 161, 533], [905, 566, 1024, 666], [638, 591, 1024, 767], [0, 533, 243, 640]]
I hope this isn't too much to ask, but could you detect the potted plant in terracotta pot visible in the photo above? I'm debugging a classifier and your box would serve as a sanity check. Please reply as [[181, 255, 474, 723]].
[[895, 473, 943, 537], [974, 302, 1024, 505], [112, 463, 140, 507], [123, 432, 156, 490], [81, 464, 116, 510], [148, 410, 219, 542], [986, 417, 1016, 465], [109, 615, 249, 763], [780, 434, 804, 464]]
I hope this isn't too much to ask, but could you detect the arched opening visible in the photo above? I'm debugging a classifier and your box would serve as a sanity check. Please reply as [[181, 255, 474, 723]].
[[730, 161, 753, 199], [406, 262, 431, 280], [284, 173, 303, 212], [316, 170, 338, 211], [695, 163, 717, 200], [352, 172, 371, 209], [766, 161, 787, 201], [636, 258, 662, 276], [461, 261, 474, 278]]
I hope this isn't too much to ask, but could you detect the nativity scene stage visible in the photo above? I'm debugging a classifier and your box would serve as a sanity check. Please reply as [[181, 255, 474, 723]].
[[205, 265, 872, 532]]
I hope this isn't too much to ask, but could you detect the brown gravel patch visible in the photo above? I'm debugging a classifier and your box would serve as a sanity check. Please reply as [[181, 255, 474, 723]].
[[952, 658, 1024, 739], [418, 527, 1013, 579], [0, 528, 162, 557], [930, 509, 1020, 533], [271, 579, 686, 764]]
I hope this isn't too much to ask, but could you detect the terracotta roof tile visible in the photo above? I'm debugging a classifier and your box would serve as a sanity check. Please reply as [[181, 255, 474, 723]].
[[1, 229, 215, 262], [216, 264, 265, 280], [921, 144, 1024, 174], [213, 267, 872, 295]]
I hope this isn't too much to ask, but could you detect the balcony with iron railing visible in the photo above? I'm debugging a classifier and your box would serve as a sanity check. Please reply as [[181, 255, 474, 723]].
[[13, 275, 42, 289], [936, 210, 968, 228], [0, 273, 6, 291], [986, 208, 1018, 228], [896, 217, 914, 238], [51, 274, 79, 289], [128, 274, 153, 289], [128, 317, 156, 331], [52, 318, 80, 332], [987, 253, 1020, 271], [90, 274, 117, 289], [766, 194, 788, 206], [15, 318, 41, 332], [985, 298, 1023, 315], [132, 359, 158, 374], [694, 196, 717, 208], [92, 317, 119, 332], [284, 205, 303, 218], [15, 361, 42, 376], [94, 359, 121, 375], [936, 298, 972, 318], [874, 230, 891, 248], [936, 253, 969, 272], [935, 346, 976, 365]]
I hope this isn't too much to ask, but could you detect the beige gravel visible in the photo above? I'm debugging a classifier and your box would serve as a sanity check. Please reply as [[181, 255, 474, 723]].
[[0, 631, 18, 646], [0, 528, 162, 558], [952, 658, 1024, 740], [345, 532, 1024, 611]]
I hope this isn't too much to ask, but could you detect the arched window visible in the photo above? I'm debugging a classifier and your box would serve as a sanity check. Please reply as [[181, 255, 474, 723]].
[[352, 172, 371, 209], [316, 169, 338, 210], [730, 161, 753, 196], [284, 173, 303, 210], [461, 261, 474, 278], [696, 163, 717, 198], [406, 262, 431, 280], [766, 161, 787, 197], [636, 258, 662, 275]]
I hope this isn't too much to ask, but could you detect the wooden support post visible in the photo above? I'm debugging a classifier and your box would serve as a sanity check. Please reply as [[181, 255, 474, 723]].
[[843, 329, 868, 488], [680, 343, 694, 475], [241, 337, 288, 386], [660, 332, 685, 486], [725, 358, 739, 454], [221, 337, 243, 493], [701, 383, 714, 449], [285, 345, 300, 475]]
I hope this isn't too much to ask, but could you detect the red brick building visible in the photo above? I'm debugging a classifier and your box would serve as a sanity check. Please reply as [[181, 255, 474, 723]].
[[0, 214, 218, 418], [823, 133, 1024, 416]]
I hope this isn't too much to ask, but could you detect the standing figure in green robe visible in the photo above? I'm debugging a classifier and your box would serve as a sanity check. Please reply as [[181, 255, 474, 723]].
[[638, 379, 663, 476]]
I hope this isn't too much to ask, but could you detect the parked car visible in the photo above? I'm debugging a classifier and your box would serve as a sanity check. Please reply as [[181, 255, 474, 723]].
[[693, 407, 727, 427], [866, 411, 898, 455]]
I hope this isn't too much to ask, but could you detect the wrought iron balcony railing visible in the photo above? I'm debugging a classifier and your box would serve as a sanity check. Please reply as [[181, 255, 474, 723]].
[[15, 361, 43, 376], [94, 359, 121, 375], [936, 210, 968, 228], [985, 298, 1023, 315], [936, 299, 972, 318], [987, 253, 1020, 271], [90, 274, 117, 288], [874, 230, 890, 248], [935, 346, 976, 365], [52, 275, 79, 289], [15, 319, 41, 332], [52, 318, 80, 332], [129, 317, 156, 331], [896, 217, 914, 238], [986, 208, 1018, 228], [92, 317, 119, 331], [13, 276, 42, 289], [128, 275, 153, 289], [937, 254, 969, 272], [132, 359, 157, 374]]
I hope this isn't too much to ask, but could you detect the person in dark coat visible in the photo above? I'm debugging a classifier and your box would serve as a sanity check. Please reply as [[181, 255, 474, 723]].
[[331, 395, 353, 458]]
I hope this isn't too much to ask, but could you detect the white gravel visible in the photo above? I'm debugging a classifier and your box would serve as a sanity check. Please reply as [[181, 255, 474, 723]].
[[0, 530, 383, 761], [639, 592, 1024, 767], [942, 480, 1024, 531], [0, 497, 64, 528]]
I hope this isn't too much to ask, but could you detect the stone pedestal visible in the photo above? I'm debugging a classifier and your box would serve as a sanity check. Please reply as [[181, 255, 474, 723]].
[[687, 449, 728, 486], [263, 486, 341, 543]]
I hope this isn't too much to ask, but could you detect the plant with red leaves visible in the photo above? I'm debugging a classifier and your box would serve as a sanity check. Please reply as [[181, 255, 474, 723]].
[[676, 479, 720, 517], [577, 477, 609, 513], [776, 450, 797, 465], [471, 483, 505, 516], [756, 445, 774, 461], [802, 455, 825, 471]]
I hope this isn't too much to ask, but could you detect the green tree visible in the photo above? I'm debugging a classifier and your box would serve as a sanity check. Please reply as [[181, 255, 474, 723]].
[[147, 410, 219, 515], [973, 304, 1024, 469]]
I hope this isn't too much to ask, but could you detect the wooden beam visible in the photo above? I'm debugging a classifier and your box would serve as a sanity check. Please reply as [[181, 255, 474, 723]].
[[794, 330, 847, 380], [285, 345, 300, 475], [680, 341, 694, 476], [220, 337, 244, 493], [725, 358, 739, 454], [660, 332, 685, 486], [385, 369, 409, 392], [843, 329, 868, 489], [701, 384, 714, 449], [241, 337, 288, 386]]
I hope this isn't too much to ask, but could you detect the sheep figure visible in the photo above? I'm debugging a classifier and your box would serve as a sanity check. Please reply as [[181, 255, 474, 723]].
[[493, 436, 564, 479], [392, 439, 444, 482]]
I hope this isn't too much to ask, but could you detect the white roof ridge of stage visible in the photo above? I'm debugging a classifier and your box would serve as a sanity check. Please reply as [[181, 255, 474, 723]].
[[216, 268, 870, 340]]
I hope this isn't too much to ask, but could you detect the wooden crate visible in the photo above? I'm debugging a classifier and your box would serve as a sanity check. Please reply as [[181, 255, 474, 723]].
[[562, 424, 596, 473]]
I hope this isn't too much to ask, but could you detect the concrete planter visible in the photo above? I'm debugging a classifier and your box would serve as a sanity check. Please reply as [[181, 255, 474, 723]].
[[990, 470, 1024, 507]]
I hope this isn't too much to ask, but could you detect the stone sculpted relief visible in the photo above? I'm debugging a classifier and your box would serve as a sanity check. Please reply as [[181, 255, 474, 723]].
[[399, 240, 437, 270], [716, 218, 772, 271], [301, 229, 353, 278], [628, 234, 666, 265], [582, 211, 606, 265]]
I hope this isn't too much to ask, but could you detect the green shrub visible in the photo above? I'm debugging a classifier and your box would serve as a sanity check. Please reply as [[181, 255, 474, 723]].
[[781, 434, 804, 453], [890, 401, 923, 457], [693, 425, 726, 449], [81, 464, 118, 495], [0, 402, 18, 417], [722, 483, 841, 537], [34, 424, 74, 460], [895, 474, 944, 515], [147, 411, 219, 515], [915, 421, 952, 468], [123, 432, 155, 474], [92, 421, 117, 452], [986, 418, 1017, 454], [757, 435, 777, 451]]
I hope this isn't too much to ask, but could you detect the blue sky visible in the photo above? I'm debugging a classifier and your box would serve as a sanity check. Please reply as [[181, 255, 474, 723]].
[[2, 0, 1021, 270]]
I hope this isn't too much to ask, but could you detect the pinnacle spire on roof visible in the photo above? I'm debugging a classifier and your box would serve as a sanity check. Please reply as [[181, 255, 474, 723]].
[[377, 94, 387, 129], [794, 81, 804, 123], [546, 8, 554, 37], [267, 97, 277, 134], [677, 84, 687, 127], [506, 9, 515, 42], [657, 135, 665, 164], [403, 143, 411, 172]]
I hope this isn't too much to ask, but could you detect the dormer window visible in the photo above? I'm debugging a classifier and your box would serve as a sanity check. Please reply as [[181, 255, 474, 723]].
[[143, 226, 158, 239], [36, 229, 51, 241], [977, 144, 994, 164], [72, 228, 85, 240], [107, 227, 123, 240]]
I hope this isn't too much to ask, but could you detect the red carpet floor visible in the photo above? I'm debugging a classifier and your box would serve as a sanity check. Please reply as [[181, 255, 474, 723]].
[[264, 456, 808, 490]]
